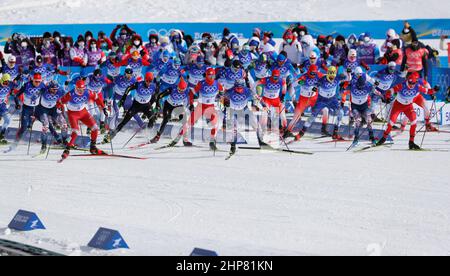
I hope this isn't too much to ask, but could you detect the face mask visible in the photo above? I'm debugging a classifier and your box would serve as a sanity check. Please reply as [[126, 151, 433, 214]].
[[404, 28, 410, 34], [134, 40, 140, 46], [66, 43, 71, 48], [21, 42, 28, 48], [120, 34, 127, 40], [91, 45, 97, 51], [286, 39, 293, 44], [44, 40, 51, 47], [55, 37, 60, 42], [78, 42, 85, 48], [86, 36, 92, 41]]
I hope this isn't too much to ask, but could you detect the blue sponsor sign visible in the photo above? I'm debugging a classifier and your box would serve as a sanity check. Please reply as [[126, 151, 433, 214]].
[[87, 228, 129, 250], [1, 18, 449, 44], [190, 248, 218, 256], [8, 210, 46, 231]]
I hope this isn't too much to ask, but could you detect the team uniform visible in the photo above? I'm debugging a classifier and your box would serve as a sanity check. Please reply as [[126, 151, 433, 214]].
[[35, 83, 68, 151], [255, 71, 288, 132], [348, 75, 383, 145], [107, 74, 158, 142], [225, 80, 264, 154], [85, 72, 112, 132], [111, 73, 140, 129], [291, 68, 350, 140], [286, 65, 324, 134], [173, 69, 224, 149], [58, 80, 107, 158], [0, 78, 15, 144], [377, 73, 438, 150], [150, 79, 193, 145], [11, 78, 47, 151]]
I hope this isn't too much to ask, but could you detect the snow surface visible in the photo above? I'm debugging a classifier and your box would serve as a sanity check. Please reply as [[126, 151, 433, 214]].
[[0, 120, 450, 256], [0, 0, 448, 24], [0, 0, 450, 256]]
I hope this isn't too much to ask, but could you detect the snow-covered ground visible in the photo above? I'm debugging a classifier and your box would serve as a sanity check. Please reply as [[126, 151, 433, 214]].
[[0, 0, 448, 24], [0, 0, 450, 256], [0, 119, 450, 256]]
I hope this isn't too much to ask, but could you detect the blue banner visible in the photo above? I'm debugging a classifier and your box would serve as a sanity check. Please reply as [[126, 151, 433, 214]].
[[1, 19, 450, 44]]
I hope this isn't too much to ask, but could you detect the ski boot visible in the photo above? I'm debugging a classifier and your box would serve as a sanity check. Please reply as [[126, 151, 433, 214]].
[[209, 140, 218, 151], [331, 126, 343, 141], [282, 129, 295, 139], [168, 134, 182, 147], [376, 137, 387, 147], [409, 141, 421, 150], [321, 124, 331, 136], [426, 123, 439, 132], [61, 146, 71, 160], [0, 130, 7, 145], [369, 134, 377, 145], [90, 141, 105, 155], [150, 134, 161, 144], [40, 143, 48, 154], [100, 122, 106, 134], [372, 114, 384, 123], [229, 142, 237, 155], [183, 140, 193, 147], [103, 130, 117, 144]]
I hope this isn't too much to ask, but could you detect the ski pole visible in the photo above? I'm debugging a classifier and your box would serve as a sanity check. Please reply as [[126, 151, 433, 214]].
[[346, 102, 387, 151], [27, 119, 36, 156], [420, 99, 437, 148]]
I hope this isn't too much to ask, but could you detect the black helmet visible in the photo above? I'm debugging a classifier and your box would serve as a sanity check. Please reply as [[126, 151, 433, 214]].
[[125, 68, 133, 75]]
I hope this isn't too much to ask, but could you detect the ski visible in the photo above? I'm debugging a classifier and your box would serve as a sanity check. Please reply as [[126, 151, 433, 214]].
[[318, 138, 352, 144], [129, 142, 151, 150], [354, 142, 394, 152], [70, 153, 149, 160], [225, 151, 235, 160], [391, 148, 450, 153], [260, 144, 313, 155], [312, 135, 332, 140]]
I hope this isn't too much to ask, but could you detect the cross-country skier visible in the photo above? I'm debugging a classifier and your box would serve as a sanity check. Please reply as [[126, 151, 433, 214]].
[[0, 74, 15, 144], [284, 65, 325, 136], [6, 73, 46, 152], [104, 72, 158, 142], [149, 78, 193, 145], [157, 57, 185, 94], [376, 72, 439, 150], [110, 68, 140, 129], [186, 56, 207, 93], [237, 44, 259, 70], [248, 53, 271, 90], [254, 69, 288, 134], [169, 68, 225, 150], [218, 60, 247, 91], [116, 51, 151, 80], [225, 79, 265, 156], [398, 75, 439, 132], [287, 66, 351, 141], [85, 69, 112, 133], [58, 79, 108, 160], [0, 53, 21, 82], [35, 81, 68, 153], [347, 68, 384, 147], [271, 53, 298, 102]]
